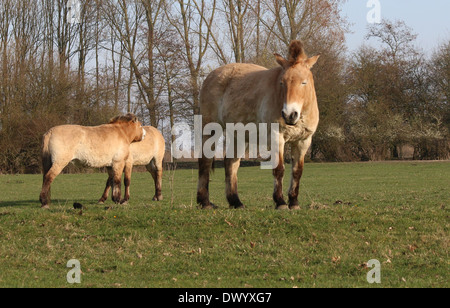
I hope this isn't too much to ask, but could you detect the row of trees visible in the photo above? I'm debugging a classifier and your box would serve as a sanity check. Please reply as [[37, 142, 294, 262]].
[[313, 21, 449, 161], [0, 0, 448, 173]]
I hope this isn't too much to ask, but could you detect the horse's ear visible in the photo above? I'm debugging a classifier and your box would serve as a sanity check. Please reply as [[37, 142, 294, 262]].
[[274, 53, 288, 68], [305, 55, 320, 69], [125, 113, 138, 123]]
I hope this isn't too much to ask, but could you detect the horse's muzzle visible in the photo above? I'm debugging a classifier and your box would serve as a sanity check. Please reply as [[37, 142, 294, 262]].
[[282, 110, 299, 126]]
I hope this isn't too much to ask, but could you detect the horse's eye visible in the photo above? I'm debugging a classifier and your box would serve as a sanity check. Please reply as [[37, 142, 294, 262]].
[[302, 81, 307, 85]]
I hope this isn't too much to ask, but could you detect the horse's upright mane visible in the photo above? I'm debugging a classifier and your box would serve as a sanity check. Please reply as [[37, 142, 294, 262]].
[[109, 113, 138, 124], [288, 40, 307, 66]]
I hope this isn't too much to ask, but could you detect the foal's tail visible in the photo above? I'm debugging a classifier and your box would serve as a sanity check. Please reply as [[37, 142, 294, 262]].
[[41, 131, 53, 177]]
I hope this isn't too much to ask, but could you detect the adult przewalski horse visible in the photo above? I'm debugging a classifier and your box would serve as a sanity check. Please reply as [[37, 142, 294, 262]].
[[98, 126, 165, 204], [197, 41, 320, 210], [40, 114, 146, 208]]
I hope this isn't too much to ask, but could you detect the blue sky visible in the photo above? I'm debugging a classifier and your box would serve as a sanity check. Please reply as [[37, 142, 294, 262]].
[[342, 0, 450, 54]]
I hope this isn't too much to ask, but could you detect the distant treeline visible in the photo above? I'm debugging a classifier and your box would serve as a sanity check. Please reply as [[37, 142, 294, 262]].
[[0, 1, 448, 174]]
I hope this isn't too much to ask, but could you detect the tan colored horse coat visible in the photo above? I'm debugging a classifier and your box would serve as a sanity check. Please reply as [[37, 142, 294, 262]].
[[40, 114, 145, 208], [198, 41, 320, 209], [98, 126, 165, 204]]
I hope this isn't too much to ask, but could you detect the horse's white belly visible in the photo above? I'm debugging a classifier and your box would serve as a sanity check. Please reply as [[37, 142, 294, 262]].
[[73, 147, 120, 168], [129, 140, 155, 166], [130, 152, 153, 166]]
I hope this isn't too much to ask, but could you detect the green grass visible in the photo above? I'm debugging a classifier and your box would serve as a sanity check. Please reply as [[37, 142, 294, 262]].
[[0, 161, 448, 288]]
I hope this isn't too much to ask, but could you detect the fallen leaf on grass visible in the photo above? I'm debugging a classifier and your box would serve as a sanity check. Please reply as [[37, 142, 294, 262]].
[[331, 256, 341, 264], [359, 262, 368, 269], [408, 244, 418, 252], [225, 219, 234, 227]]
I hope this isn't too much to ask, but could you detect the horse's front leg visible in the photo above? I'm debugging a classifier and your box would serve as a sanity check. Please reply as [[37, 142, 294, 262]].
[[111, 161, 125, 204], [288, 137, 312, 210], [98, 167, 114, 204], [273, 139, 287, 210]]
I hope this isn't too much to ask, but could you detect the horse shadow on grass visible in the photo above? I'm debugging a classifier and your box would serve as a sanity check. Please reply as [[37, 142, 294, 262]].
[[0, 200, 40, 208], [0, 198, 98, 209]]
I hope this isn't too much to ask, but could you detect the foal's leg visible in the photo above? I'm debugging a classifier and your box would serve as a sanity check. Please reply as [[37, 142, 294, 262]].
[[121, 161, 133, 205], [40, 162, 68, 209], [288, 138, 312, 210], [197, 155, 216, 209], [98, 167, 114, 204], [273, 140, 287, 210], [225, 157, 244, 209], [111, 161, 125, 204], [148, 158, 163, 201]]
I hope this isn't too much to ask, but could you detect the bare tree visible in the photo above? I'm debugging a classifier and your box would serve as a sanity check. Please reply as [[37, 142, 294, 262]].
[[55, 0, 78, 76], [102, 0, 167, 127], [165, 0, 216, 115], [259, 0, 347, 47], [429, 41, 450, 111], [223, 0, 251, 62], [0, 0, 13, 127], [367, 19, 419, 63]]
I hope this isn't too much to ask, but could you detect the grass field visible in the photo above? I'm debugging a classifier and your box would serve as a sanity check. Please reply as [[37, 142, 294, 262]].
[[0, 161, 448, 288]]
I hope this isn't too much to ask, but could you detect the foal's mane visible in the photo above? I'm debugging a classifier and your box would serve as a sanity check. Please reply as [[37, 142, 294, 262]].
[[109, 113, 138, 124]]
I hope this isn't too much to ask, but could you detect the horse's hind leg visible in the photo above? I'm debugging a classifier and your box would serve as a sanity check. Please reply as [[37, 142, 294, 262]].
[[197, 155, 216, 209], [39, 163, 67, 209], [225, 157, 244, 209], [111, 162, 125, 204], [121, 161, 133, 205], [98, 167, 114, 204], [147, 158, 163, 201]]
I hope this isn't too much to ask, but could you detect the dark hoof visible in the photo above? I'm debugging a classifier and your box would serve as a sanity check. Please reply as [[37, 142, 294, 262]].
[[202, 203, 218, 210], [152, 195, 163, 201], [230, 204, 245, 209]]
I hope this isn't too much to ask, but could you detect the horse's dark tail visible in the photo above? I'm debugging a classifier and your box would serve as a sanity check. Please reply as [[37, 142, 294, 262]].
[[40, 131, 53, 206], [41, 131, 53, 177]]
